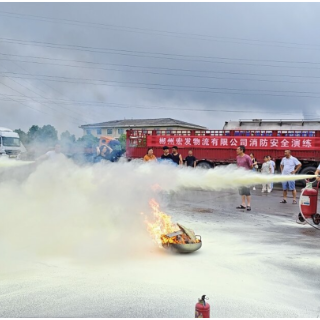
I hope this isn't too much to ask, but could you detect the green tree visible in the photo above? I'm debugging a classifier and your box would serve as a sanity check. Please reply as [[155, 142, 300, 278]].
[[60, 130, 76, 154], [118, 134, 127, 151], [14, 129, 29, 145], [26, 124, 58, 145], [27, 125, 41, 142], [60, 130, 76, 143], [38, 125, 58, 144], [76, 134, 99, 148]]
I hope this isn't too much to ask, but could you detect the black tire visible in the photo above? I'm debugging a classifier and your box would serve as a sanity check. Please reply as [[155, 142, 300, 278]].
[[299, 166, 317, 187], [312, 214, 320, 225], [298, 213, 306, 223], [196, 161, 212, 169]]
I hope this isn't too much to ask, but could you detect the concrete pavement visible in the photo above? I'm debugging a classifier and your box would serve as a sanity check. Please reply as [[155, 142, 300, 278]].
[[1, 186, 320, 318]]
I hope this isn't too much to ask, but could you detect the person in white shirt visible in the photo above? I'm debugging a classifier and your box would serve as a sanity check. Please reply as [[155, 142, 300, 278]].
[[37, 144, 66, 162], [261, 156, 272, 193], [268, 155, 276, 191], [280, 150, 302, 204], [250, 153, 258, 190]]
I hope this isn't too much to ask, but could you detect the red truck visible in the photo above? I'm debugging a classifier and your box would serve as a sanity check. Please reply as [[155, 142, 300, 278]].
[[126, 119, 320, 177]]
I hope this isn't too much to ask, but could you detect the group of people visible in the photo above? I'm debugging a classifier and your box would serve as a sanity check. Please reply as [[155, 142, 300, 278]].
[[236, 145, 304, 211], [143, 146, 197, 167], [250, 153, 275, 192], [36, 143, 320, 214]]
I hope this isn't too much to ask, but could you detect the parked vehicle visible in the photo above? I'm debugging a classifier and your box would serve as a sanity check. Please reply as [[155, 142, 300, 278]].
[[126, 119, 320, 176], [0, 127, 23, 158]]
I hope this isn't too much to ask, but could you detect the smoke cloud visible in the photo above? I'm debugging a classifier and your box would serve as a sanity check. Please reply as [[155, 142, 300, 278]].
[[0, 158, 315, 271]]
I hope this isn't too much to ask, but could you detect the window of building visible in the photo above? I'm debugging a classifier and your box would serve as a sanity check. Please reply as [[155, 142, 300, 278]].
[[107, 129, 113, 135], [97, 128, 102, 135], [166, 127, 173, 134], [86, 129, 91, 135], [118, 128, 124, 135]]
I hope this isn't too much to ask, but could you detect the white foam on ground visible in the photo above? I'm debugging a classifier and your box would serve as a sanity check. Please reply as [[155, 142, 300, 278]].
[[1, 159, 319, 317]]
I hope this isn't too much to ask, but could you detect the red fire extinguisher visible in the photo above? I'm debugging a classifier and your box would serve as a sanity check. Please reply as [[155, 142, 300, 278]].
[[299, 181, 320, 225], [195, 295, 210, 318]]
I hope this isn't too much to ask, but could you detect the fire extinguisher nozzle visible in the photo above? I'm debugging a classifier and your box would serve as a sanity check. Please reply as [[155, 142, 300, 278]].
[[195, 295, 210, 318]]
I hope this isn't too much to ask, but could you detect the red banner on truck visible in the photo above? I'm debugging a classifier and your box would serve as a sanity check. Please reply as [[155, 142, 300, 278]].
[[147, 135, 319, 150]]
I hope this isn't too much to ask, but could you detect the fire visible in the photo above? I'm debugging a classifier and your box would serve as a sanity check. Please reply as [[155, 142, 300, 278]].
[[160, 233, 194, 246], [145, 199, 178, 247], [144, 199, 200, 248]]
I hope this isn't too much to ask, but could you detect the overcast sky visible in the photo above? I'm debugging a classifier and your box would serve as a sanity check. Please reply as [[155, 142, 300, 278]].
[[1, 2, 320, 137]]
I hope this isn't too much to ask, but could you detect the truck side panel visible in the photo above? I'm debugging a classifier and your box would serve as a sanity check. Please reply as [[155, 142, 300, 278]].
[[126, 130, 320, 166]]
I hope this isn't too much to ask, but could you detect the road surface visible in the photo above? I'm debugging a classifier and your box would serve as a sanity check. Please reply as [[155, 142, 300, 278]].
[[1, 186, 320, 317]]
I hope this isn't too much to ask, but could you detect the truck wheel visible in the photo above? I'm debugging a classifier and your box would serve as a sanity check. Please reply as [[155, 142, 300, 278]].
[[196, 162, 212, 169], [299, 166, 317, 186]]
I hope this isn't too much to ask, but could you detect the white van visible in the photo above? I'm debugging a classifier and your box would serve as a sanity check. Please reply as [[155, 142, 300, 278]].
[[0, 127, 22, 158]]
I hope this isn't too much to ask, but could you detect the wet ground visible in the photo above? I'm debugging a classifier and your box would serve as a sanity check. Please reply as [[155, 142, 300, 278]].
[[1, 184, 320, 318]]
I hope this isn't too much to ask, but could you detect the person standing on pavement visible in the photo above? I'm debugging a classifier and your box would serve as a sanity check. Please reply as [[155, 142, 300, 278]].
[[268, 155, 276, 191], [143, 148, 157, 162], [261, 156, 272, 193], [171, 146, 183, 166], [160, 146, 173, 162], [236, 145, 253, 211], [36, 144, 66, 162], [280, 150, 302, 204], [250, 153, 258, 190], [185, 150, 197, 168]]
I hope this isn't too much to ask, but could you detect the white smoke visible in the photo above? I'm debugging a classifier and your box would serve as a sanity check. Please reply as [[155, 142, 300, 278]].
[[0, 158, 315, 270]]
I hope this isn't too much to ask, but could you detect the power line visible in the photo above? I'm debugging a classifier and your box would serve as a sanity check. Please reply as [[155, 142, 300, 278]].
[[0, 10, 320, 51], [0, 92, 309, 116], [0, 64, 89, 125], [4, 51, 320, 75], [0, 38, 317, 66], [1, 54, 320, 85], [3, 71, 320, 97], [2, 36, 320, 70], [0, 63, 96, 125], [7, 59, 106, 121], [0, 92, 314, 116], [0, 80, 52, 117]]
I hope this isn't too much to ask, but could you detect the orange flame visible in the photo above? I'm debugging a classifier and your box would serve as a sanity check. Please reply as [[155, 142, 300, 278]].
[[144, 199, 200, 248], [145, 199, 179, 247]]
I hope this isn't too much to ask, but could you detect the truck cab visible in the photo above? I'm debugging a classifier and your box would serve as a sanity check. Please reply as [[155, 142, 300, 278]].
[[0, 127, 22, 158]]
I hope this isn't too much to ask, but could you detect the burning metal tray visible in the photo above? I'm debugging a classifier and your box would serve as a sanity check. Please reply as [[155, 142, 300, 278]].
[[162, 235, 202, 253]]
